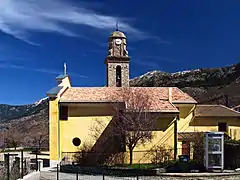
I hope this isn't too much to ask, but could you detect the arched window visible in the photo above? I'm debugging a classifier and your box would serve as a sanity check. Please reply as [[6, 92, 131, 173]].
[[116, 65, 122, 87]]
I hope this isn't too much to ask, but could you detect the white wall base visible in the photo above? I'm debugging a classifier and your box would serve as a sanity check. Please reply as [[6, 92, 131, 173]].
[[50, 160, 60, 167]]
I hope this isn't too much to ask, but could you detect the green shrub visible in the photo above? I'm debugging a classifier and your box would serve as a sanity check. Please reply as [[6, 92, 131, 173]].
[[224, 141, 240, 169]]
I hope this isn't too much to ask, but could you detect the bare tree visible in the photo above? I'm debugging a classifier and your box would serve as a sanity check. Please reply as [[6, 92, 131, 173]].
[[26, 120, 49, 151], [32, 133, 48, 151], [180, 132, 204, 164], [5, 126, 24, 150], [111, 88, 157, 165], [150, 145, 174, 164]]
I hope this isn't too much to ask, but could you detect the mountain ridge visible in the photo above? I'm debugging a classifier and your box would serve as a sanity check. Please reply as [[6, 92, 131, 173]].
[[0, 97, 48, 122], [130, 63, 240, 107]]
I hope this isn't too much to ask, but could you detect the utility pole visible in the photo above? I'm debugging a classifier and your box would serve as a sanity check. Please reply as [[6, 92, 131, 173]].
[[21, 150, 24, 178], [174, 115, 178, 160], [4, 153, 10, 180], [35, 148, 38, 171]]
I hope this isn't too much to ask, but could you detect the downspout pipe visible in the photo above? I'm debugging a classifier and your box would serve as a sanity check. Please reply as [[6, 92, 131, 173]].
[[174, 114, 178, 161], [169, 87, 178, 160], [58, 103, 60, 163]]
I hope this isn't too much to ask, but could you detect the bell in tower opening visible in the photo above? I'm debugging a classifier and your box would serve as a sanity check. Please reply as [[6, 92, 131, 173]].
[[116, 66, 122, 87], [105, 29, 130, 87]]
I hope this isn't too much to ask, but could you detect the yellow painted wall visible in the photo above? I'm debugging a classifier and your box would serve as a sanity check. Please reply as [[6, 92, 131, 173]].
[[58, 105, 187, 164], [50, 99, 240, 164], [55, 104, 180, 164], [59, 105, 113, 160], [49, 97, 59, 161], [130, 121, 176, 164], [49, 76, 71, 162], [186, 117, 240, 139], [130, 105, 195, 164], [133, 117, 176, 150], [177, 108, 240, 156], [58, 76, 71, 88], [177, 105, 196, 132]]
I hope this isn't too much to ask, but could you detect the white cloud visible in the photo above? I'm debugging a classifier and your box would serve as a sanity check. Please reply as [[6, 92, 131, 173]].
[[0, 0, 148, 44]]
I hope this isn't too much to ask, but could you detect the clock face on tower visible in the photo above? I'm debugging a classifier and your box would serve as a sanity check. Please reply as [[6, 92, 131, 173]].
[[115, 39, 122, 45]]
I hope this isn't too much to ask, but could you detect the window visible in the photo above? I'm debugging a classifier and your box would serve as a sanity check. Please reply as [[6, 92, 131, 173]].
[[60, 106, 68, 120], [116, 65, 122, 87], [182, 141, 190, 157], [218, 122, 227, 132], [72, 137, 81, 146]]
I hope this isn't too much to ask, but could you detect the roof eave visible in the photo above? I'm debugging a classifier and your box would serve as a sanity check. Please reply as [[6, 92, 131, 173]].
[[172, 100, 197, 104], [126, 109, 179, 113], [59, 100, 122, 103], [46, 86, 64, 98], [47, 94, 57, 98], [59, 100, 179, 113], [195, 115, 240, 118]]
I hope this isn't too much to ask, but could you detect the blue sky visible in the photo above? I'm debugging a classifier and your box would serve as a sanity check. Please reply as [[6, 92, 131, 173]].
[[0, 0, 240, 105]]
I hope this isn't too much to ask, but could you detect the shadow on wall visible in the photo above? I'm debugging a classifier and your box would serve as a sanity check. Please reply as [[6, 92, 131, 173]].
[[79, 116, 124, 166]]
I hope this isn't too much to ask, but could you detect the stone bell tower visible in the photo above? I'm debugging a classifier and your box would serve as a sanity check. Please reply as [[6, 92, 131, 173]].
[[105, 29, 130, 87]]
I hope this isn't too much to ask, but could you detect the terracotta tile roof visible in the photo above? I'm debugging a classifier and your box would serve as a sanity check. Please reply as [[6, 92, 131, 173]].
[[60, 87, 196, 112], [195, 105, 240, 117], [172, 88, 197, 103]]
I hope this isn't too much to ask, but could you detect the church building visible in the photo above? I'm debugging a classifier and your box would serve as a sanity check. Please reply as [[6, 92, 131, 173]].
[[47, 30, 240, 167]]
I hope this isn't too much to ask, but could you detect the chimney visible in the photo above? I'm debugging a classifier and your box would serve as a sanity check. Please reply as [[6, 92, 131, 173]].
[[168, 87, 172, 102]]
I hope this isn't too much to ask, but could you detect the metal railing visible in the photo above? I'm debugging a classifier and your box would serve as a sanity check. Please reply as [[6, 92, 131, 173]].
[[61, 149, 179, 166], [40, 147, 205, 180], [47, 164, 158, 180]]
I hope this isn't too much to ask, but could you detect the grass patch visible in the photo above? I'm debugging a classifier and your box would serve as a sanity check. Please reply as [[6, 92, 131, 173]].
[[111, 160, 177, 169], [122, 164, 158, 169]]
